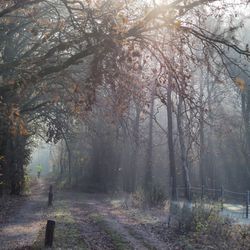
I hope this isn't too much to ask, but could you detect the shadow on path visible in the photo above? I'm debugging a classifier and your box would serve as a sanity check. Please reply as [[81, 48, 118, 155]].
[[0, 178, 48, 250]]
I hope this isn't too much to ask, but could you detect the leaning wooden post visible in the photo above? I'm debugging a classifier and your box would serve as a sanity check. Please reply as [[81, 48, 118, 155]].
[[45, 220, 55, 247], [48, 185, 53, 207], [246, 191, 249, 219], [220, 186, 224, 211]]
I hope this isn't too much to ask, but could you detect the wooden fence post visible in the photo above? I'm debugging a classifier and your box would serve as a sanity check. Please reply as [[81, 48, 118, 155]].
[[220, 186, 224, 211], [246, 191, 249, 219], [48, 185, 53, 207], [45, 220, 55, 247]]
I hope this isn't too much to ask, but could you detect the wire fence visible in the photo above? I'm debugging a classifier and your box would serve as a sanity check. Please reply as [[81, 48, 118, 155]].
[[176, 185, 250, 219]]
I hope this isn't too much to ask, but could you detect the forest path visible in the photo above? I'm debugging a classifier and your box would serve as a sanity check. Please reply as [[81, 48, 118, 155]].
[[0, 183, 170, 250], [0, 178, 48, 250], [1, 184, 249, 250], [66, 192, 171, 250]]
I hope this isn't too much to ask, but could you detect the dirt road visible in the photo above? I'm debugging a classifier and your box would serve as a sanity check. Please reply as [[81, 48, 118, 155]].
[[0, 184, 171, 250], [66, 193, 170, 250], [0, 179, 48, 250], [1, 183, 248, 250]]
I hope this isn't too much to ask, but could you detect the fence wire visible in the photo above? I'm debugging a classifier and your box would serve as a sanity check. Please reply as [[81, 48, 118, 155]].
[[176, 186, 249, 219]]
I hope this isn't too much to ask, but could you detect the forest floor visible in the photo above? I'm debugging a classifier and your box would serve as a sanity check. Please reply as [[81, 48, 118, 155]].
[[0, 178, 250, 250], [0, 178, 48, 249]]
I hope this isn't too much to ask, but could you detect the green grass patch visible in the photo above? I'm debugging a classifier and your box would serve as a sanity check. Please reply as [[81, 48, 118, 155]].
[[32, 200, 87, 249]]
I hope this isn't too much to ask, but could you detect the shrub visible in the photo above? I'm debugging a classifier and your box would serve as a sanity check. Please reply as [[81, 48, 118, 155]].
[[170, 200, 250, 249], [131, 187, 146, 208], [150, 184, 166, 207], [130, 184, 166, 208], [173, 200, 232, 235]]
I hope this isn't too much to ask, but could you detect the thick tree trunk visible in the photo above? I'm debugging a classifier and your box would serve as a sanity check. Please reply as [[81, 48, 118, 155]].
[[120, 100, 140, 194], [62, 133, 72, 184], [128, 104, 140, 193], [65, 140, 72, 184], [167, 79, 177, 200], [206, 79, 216, 189], [10, 135, 25, 195], [2, 32, 25, 195], [59, 143, 64, 176], [144, 87, 155, 199], [241, 89, 250, 180], [177, 96, 191, 201]]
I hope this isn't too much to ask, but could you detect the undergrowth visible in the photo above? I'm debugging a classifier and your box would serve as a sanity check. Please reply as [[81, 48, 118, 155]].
[[130, 184, 166, 209], [169, 200, 250, 249]]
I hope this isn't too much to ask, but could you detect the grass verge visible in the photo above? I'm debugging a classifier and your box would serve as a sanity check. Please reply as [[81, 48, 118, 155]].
[[32, 199, 87, 249]]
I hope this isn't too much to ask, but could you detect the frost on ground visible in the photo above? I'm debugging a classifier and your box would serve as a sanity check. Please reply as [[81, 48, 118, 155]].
[[0, 179, 47, 250], [0, 184, 250, 250]]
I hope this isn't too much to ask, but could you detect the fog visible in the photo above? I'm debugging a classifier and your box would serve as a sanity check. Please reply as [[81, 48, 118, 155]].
[[0, 1, 250, 248], [29, 141, 53, 177]]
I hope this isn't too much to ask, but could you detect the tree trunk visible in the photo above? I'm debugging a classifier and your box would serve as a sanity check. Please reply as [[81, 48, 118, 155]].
[[206, 78, 216, 189], [177, 96, 191, 201], [144, 86, 155, 200], [167, 77, 177, 200], [60, 142, 64, 177], [62, 133, 72, 184], [129, 104, 140, 192], [241, 88, 250, 180], [199, 78, 205, 187]]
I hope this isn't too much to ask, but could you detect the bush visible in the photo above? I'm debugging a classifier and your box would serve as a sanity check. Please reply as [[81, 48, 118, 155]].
[[170, 200, 250, 249], [131, 187, 146, 208], [130, 184, 166, 208], [174, 200, 231, 235], [150, 184, 166, 207]]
